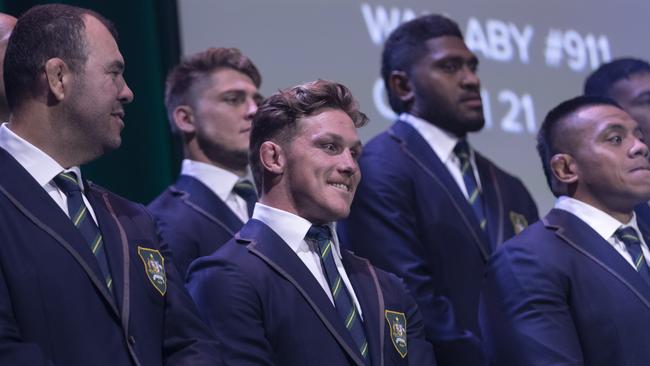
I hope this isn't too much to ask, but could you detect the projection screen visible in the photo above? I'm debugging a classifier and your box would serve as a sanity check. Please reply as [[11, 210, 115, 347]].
[[178, 0, 650, 213]]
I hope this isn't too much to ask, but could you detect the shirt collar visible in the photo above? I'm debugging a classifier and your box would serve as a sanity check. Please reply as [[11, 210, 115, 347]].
[[400, 113, 465, 164], [180, 159, 243, 201], [554, 196, 639, 240], [0, 123, 82, 188], [252, 202, 341, 258]]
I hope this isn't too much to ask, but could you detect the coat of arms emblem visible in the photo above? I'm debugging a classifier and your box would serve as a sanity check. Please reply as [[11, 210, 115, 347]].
[[137, 246, 167, 295], [385, 310, 407, 358]]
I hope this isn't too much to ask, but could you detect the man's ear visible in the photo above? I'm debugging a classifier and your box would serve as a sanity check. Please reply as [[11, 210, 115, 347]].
[[550, 153, 579, 185], [172, 105, 195, 134], [259, 141, 285, 175], [388, 70, 414, 105], [44, 58, 70, 102]]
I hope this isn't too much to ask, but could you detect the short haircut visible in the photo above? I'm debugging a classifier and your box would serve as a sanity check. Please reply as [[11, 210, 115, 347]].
[[584, 58, 650, 98], [537, 95, 621, 197], [4, 4, 116, 111], [381, 14, 463, 114], [250, 79, 368, 189], [164, 47, 261, 134]]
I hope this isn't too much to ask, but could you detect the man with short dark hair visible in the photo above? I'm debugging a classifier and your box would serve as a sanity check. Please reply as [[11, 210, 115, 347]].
[[148, 47, 262, 276], [339, 14, 538, 365], [480, 95, 650, 365], [0, 12, 16, 121], [187, 79, 436, 365], [585, 58, 650, 138], [0, 4, 221, 365], [585, 58, 650, 222]]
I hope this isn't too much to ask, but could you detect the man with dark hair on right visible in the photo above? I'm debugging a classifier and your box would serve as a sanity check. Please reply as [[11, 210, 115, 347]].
[[339, 14, 538, 365], [148, 47, 262, 277], [584, 58, 650, 223], [480, 95, 650, 365], [585, 58, 650, 138]]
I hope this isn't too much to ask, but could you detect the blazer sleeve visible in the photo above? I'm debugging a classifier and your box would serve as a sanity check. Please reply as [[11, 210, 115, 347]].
[[479, 244, 584, 366], [186, 258, 277, 366], [137, 206, 223, 366], [153, 216, 199, 280], [397, 278, 437, 366], [340, 154, 486, 365], [0, 263, 53, 366]]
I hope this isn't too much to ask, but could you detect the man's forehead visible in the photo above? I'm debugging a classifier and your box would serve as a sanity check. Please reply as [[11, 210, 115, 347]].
[[423, 35, 474, 59], [571, 105, 634, 132], [81, 14, 124, 63], [209, 68, 257, 89], [611, 72, 650, 99]]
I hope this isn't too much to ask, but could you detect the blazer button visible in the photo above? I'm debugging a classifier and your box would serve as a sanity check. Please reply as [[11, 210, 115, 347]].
[[128, 335, 136, 345]]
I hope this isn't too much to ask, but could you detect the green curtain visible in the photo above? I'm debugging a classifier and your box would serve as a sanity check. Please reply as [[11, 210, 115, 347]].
[[1, 0, 182, 204]]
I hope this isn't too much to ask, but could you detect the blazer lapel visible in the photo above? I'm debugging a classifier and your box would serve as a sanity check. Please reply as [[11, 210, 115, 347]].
[[545, 209, 650, 310], [86, 186, 124, 313], [173, 175, 243, 235], [389, 121, 490, 260], [475, 153, 504, 251], [341, 252, 384, 366], [240, 220, 366, 366], [0, 148, 119, 316]]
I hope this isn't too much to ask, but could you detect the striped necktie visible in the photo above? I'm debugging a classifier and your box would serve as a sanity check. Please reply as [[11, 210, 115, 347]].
[[233, 179, 257, 218], [54, 172, 114, 294], [306, 225, 370, 364], [615, 226, 650, 286], [454, 140, 487, 232]]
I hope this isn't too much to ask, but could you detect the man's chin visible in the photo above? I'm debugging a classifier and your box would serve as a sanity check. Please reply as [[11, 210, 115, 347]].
[[461, 115, 485, 133]]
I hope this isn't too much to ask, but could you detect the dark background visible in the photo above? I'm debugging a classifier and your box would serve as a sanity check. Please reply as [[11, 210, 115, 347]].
[[1, 0, 182, 204]]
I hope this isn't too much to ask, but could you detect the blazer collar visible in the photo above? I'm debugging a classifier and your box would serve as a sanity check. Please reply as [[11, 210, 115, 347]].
[[389, 121, 491, 260], [544, 208, 650, 309], [238, 219, 368, 366], [172, 175, 243, 234]]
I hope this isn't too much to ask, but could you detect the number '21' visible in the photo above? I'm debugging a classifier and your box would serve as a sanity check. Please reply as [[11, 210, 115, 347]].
[[481, 89, 536, 134]]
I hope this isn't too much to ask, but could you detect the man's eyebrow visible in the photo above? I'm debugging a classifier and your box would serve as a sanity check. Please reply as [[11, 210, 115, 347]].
[[633, 90, 650, 101], [108, 60, 124, 71]]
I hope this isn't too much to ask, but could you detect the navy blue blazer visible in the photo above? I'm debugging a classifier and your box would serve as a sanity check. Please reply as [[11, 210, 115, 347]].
[[0, 148, 221, 366], [480, 209, 650, 365], [187, 219, 436, 366], [339, 121, 538, 365], [148, 175, 244, 277]]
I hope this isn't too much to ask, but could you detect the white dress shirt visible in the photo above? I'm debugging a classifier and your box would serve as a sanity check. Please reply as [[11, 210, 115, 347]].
[[0, 123, 97, 223], [252, 202, 363, 318], [400, 113, 482, 198], [180, 159, 251, 222], [555, 196, 650, 269]]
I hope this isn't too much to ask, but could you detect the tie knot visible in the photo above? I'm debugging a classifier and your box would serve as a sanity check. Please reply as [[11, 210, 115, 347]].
[[306, 225, 332, 246], [53, 171, 82, 194], [454, 140, 471, 161], [233, 179, 257, 197], [615, 226, 641, 247]]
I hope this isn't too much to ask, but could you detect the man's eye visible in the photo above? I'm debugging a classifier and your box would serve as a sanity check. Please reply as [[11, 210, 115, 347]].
[[608, 135, 623, 144], [440, 62, 460, 73], [223, 95, 244, 105], [323, 143, 337, 152]]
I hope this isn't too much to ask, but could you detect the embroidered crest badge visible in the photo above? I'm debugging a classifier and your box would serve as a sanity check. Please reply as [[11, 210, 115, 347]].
[[509, 211, 529, 235], [137, 246, 167, 296], [385, 310, 407, 358]]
